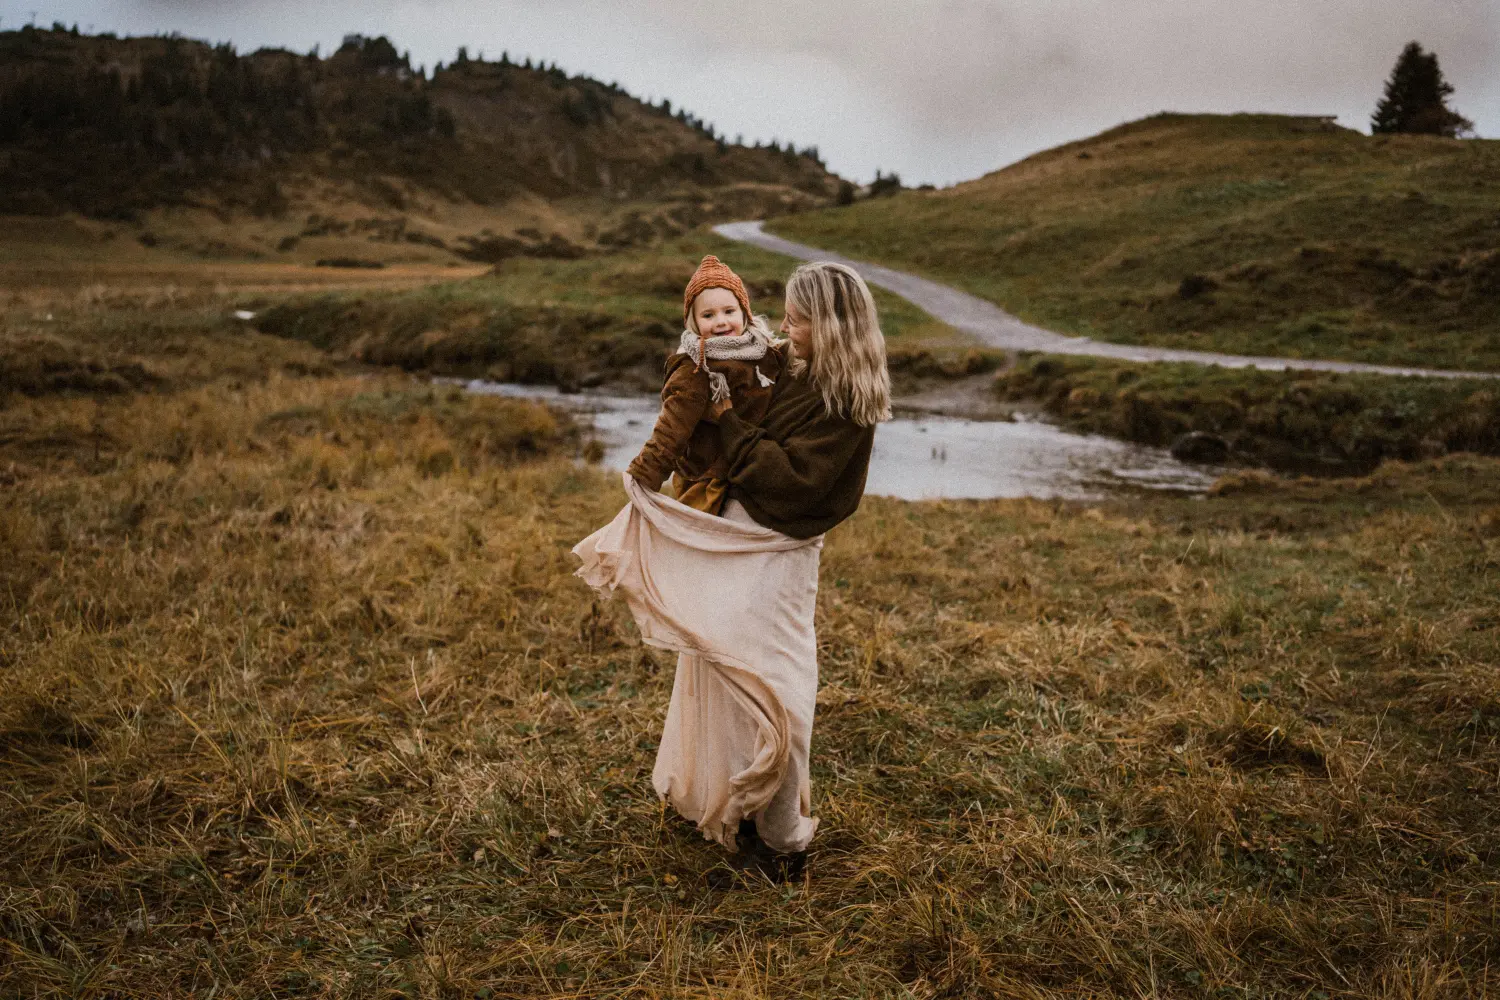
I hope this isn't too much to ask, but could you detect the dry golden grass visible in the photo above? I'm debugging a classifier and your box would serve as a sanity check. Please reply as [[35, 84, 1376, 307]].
[[4, 359, 1500, 997], [0, 213, 494, 311]]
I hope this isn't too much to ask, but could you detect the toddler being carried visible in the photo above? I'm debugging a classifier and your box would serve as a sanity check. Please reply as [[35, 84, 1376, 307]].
[[626, 254, 784, 514]]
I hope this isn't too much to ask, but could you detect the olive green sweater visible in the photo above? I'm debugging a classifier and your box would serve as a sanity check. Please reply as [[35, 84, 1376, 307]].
[[717, 371, 875, 539]]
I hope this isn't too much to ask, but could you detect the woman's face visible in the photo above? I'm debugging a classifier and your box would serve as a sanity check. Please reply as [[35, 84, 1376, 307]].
[[781, 299, 813, 362], [691, 287, 745, 338]]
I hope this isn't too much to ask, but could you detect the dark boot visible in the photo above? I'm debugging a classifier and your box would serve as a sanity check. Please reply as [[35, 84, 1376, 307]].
[[741, 822, 807, 884], [756, 848, 807, 884], [714, 818, 808, 886], [706, 819, 764, 890]]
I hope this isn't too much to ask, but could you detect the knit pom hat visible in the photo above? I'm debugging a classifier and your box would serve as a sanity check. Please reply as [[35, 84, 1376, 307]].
[[683, 255, 752, 329]]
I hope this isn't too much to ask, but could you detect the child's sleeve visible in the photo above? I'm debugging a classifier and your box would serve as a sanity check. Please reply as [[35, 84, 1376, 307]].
[[626, 357, 710, 490]]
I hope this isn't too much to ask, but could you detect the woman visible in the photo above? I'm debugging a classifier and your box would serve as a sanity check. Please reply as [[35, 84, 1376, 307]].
[[573, 260, 890, 878]]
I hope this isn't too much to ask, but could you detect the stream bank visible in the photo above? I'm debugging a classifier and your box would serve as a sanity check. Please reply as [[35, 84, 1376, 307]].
[[457, 380, 1221, 500]]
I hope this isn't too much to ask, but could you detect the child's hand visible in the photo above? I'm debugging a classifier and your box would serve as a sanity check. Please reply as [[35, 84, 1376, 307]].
[[704, 397, 733, 423]]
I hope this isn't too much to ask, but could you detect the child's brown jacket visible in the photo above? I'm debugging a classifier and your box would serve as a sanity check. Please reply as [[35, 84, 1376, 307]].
[[627, 341, 785, 494]]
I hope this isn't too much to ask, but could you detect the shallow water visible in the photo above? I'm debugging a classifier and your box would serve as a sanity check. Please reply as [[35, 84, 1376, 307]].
[[460, 380, 1221, 500]]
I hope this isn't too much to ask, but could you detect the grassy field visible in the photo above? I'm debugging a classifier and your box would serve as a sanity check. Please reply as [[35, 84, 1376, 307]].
[[5, 370, 1500, 997], [5, 250, 1500, 996], [0, 224, 953, 403], [20, 209, 1498, 483], [993, 354, 1500, 475], [251, 233, 959, 392], [770, 114, 1500, 372]]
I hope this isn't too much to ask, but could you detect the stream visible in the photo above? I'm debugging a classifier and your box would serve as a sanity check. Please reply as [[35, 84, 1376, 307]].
[[460, 380, 1222, 500]]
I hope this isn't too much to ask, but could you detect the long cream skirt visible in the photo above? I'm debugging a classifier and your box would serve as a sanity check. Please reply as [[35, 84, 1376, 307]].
[[573, 474, 823, 853]]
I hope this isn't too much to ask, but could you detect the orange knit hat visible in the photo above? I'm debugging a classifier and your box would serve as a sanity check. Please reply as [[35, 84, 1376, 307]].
[[682, 255, 752, 328]]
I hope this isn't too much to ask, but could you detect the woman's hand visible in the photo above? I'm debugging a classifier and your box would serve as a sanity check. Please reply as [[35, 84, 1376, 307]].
[[704, 397, 733, 423]]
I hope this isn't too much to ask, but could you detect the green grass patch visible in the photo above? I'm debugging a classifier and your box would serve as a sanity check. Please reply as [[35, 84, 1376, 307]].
[[1, 299, 336, 404], [997, 353, 1500, 474], [771, 113, 1500, 370], [253, 233, 958, 390]]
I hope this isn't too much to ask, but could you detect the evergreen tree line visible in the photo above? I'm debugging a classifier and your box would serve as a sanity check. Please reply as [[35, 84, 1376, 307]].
[[0, 31, 453, 162], [0, 29, 461, 214], [1372, 41, 1473, 139], [0, 25, 833, 216], [648, 96, 824, 166]]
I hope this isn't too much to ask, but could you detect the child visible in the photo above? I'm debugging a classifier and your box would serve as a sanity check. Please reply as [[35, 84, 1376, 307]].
[[627, 255, 784, 514]]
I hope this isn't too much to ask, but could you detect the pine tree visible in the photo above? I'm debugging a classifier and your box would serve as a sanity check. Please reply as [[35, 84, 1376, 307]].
[[869, 169, 903, 198], [1372, 42, 1473, 138]]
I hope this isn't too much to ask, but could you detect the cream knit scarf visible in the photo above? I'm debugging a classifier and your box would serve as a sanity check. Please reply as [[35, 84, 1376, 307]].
[[677, 319, 779, 403]]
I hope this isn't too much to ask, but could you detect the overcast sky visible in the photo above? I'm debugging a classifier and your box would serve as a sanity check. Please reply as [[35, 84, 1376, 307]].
[[3, 0, 1496, 185]]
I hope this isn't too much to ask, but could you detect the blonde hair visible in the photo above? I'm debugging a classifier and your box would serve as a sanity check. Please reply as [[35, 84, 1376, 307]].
[[785, 262, 892, 427]]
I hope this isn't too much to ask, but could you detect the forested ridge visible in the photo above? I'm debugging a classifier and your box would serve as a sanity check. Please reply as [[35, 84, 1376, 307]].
[[0, 25, 837, 219]]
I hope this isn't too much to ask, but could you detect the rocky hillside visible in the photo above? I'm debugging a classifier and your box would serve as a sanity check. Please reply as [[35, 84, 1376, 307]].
[[0, 26, 840, 258]]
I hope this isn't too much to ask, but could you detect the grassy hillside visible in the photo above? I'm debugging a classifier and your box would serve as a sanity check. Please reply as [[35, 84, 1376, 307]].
[[5, 358, 1500, 995], [772, 113, 1500, 371], [0, 26, 840, 263]]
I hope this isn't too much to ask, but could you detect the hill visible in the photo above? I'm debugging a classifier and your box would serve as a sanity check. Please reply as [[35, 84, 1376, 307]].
[[0, 25, 840, 263], [770, 113, 1500, 371]]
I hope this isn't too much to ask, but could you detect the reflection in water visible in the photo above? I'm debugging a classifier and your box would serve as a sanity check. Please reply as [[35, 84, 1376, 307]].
[[458, 380, 1220, 500]]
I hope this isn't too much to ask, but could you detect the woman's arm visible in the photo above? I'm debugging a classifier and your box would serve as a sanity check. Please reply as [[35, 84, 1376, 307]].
[[716, 407, 868, 522], [626, 360, 709, 489]]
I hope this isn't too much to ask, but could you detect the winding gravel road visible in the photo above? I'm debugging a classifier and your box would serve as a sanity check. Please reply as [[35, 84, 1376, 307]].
[[715, 220, 1498, 381]]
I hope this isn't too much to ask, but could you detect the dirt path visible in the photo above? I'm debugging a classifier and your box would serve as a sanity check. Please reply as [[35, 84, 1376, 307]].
[[715, 220, 1500, 382]]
